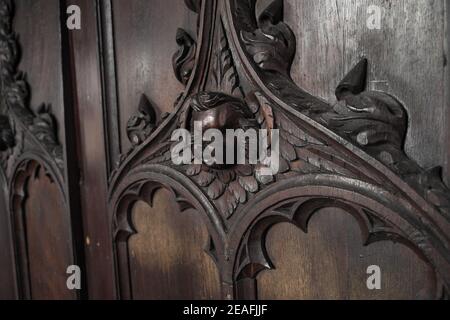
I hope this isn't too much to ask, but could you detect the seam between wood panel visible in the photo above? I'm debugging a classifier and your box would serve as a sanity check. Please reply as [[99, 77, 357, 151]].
[[444, 0, 450, 187], [59, 0, 88, 300], [96, 0, 121, 180]]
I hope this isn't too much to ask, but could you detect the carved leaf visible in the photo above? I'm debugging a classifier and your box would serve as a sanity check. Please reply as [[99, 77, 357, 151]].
[[210, 20, 243, 97], [207, 178, 226, 200], [241, 0, 295, 77], [216, 189, 239, 218], [194, 170, 215, 187], [186, 164, 202, 176], [229, 180, 247, 204], [216, 169, 236, 184], [127, 94, 159, 146], [173, 28, 196, 86], [238, 175, 259, 193], [252, 92, 274, 132]]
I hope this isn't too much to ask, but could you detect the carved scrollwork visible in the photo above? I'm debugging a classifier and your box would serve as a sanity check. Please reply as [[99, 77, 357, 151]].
[[127, 94, 160, 146], [173, 28, 197, 86], [241, 0, 295, 77], [0, 0, 63, 176], [233, 0, 450, 221], [110, 0, 450, 298]]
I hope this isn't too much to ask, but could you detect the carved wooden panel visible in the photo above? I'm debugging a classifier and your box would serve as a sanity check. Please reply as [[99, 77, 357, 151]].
[[22, 162, 74, 300], [108, 0, 450, 300], [1, 0, 449, 300], [284, 0, 448, 170], [0, 0, 79, 299]]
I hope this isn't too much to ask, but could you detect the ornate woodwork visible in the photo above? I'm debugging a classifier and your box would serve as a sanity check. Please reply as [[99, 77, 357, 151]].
[[1, 0, 448, 300], [0, 0, 70, 299], [109, 0, 450, 299]]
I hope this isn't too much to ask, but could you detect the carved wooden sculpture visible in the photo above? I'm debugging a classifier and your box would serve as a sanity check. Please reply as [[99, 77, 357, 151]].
[[1, 0, 449, 300], [109, 0, 450, 299]]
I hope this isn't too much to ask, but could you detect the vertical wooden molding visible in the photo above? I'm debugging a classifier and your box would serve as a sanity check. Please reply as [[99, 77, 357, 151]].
[[445, 0, 450, 187], [96, 0, 121, 177], [66, 0, 117, 299], [59, 0, 88, 300]]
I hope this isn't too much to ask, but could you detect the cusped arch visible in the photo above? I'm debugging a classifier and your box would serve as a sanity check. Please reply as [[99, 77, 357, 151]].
[[110, 164, 227, 299], [231, 174, 450, 298]]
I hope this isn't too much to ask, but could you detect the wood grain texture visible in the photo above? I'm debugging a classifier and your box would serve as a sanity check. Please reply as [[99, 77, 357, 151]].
[[257, 208, 435, 300], [67, 0, 116, 299], [14, 0, 65, 144], [0, 172, 16, 299], [24, 166, 75, 300], [128, 190, 221, 300], [2, 0, 448, 300], [284, 0, 447, 171], [112, 0, 197, 150]]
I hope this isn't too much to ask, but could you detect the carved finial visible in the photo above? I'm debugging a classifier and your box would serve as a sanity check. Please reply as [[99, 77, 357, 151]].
[[336, 58, 368, 100], [258, 0, 284, 27], [127, 94, 159, 146], [173, 28, 196, 86]]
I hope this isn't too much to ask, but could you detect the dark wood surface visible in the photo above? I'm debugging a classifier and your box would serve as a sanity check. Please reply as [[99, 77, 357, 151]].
[[0, 171, 16, 299], [258, 208, 435, 300], [66, 0, 117, 299], [0, 0, 449, 300]]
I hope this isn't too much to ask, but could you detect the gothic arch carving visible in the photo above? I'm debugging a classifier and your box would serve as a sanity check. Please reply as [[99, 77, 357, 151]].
[[109, 0, 450, 299], [230, 174, 447, 299], [0, 0, 67, 298], [110, 165, 226, 299]]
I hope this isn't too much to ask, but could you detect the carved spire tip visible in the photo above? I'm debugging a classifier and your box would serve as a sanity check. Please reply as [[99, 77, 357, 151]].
[[336, 57, 368, 100]]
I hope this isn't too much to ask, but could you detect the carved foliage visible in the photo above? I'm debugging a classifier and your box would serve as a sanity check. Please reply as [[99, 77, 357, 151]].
[[235, 0, 450, 220], [0, 0, 63, 174], [241, 0, 295, 77], [173, 28, 197, 86], [110, 0, 450, 298], [127, 94, 160, 146]]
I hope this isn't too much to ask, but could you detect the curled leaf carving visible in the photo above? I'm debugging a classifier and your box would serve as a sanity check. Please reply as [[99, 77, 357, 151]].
[[127, 94, 159, 146], [240, 0, 295, 77], [173, 28, 196, 86], [322, 59, 408, 153]]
